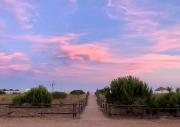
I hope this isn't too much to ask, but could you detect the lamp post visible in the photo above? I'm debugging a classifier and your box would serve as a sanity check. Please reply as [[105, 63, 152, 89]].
[[50, 81, 55, 93]]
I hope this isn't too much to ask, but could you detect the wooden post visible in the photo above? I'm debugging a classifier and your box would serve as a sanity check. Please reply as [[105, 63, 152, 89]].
[[104, 103, 106, 113], [176, 107, 180, 117], [157, 108, 160, 118], [143, 107, 146, 117], [107, 103, 112, 116], [79, 103, 81, 114], [73, 104, 76, 118], [150, 108, 153, 118], [8, 104, 11, 117]]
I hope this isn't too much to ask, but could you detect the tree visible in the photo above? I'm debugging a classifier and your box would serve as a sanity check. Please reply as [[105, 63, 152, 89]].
[[167, 87, 173, 92], [105, 76, 152, 105], [176, 88, 180, 92]]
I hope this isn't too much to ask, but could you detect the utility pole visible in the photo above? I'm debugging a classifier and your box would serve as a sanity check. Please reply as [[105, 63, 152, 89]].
[[50, 81, 55, 93]]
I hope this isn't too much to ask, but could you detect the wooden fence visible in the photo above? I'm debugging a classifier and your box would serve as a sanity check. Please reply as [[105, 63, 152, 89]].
[[96, 93, 180, 118], [0, 94, 89, 118]]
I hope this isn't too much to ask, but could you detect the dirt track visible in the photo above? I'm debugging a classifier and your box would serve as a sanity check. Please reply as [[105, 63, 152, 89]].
[[0, 94, 180, 127]]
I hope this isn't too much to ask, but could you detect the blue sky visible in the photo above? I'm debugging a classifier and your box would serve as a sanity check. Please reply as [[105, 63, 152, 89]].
[[0, 0, 180, 91]]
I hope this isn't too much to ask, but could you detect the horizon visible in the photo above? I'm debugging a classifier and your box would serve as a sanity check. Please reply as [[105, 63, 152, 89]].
[[0, 0, 180, 91], [0, 82, 179, 92]]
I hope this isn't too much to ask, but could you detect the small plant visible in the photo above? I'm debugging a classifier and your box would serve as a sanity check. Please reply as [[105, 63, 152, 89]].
[[70, 90, 85, 95], [52, 92, 67, 99]]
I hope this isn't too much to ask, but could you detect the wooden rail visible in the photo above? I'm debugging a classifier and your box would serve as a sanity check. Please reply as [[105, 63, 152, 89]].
[[96, 93, 180, 118], [0, 93, 89, 118]]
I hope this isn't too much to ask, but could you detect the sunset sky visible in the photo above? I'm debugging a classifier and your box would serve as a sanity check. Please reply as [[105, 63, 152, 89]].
[[0, 0, 180, 91]]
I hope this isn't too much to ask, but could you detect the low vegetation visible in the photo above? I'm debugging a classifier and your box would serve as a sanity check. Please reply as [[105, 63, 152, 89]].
[[151, 92, 180, 108], [97, 75, 180, 110], [12, 86, 52, 106], [70, 90, 85, 95], [0, 90, 5, 95], [98, 76, 152, 105], [52, 92, 67, 99]]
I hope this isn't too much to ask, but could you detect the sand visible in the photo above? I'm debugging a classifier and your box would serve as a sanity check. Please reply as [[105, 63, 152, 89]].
[[0, 94, 180, 127]]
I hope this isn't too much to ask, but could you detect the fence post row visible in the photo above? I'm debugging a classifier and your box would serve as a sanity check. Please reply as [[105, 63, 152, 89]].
[[95, 92, 180, 118], [0, 93, 89, 118]]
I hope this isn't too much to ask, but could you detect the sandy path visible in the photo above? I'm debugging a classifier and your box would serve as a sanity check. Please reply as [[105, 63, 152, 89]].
[[80, 94, 108, 120], [0, 94, 180, 127]]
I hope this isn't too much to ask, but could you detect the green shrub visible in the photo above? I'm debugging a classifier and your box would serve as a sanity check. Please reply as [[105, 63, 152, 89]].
[[12, 85, 52, 106], [52, 92, 67, 99], [70, 90, 85, 95], [104, 76, 152, 105], [97, 87, 110, 95], [0, 90, 5, 95], [146, 95, 160, 108], [25, 86, 52, 105], [157, 92, 180, 108], [12, 94, 25, 105]]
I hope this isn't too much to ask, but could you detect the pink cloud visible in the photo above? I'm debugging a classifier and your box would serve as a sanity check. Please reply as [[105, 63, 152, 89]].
[[8, 64, 31, 71], [106, 0, 180, 52], [0, 52, 30, 64], [107, 0, 159, 33], [55, 43, 120, 63], [17, 33, 80, 44], [149, 26, 180, 51], [126, 54, 180, 74], [0, 20, 6, 29], [17, 33, 119, 64], [15, 33, 83, 53], [13, 32, 180, 80], [32, 52, 180, 84], [0, 52, 31, 74], [1, 0, 37, 29]]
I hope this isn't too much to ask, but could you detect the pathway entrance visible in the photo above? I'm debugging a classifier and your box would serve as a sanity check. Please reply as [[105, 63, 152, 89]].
[[80, 94, 108, 121]]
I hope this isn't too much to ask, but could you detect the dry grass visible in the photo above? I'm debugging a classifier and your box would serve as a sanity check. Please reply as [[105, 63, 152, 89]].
[[52, 94, 86, 104], [99, 93, 106, 101], [0, 94, 86, 104], [0, 94, 16, 103]]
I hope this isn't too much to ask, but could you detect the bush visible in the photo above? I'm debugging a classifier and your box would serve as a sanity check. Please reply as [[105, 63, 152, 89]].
[[104, 76, 152, 105], [146, 95, 160, 108], [12, 94, 25, 105], [70, 90, 85, 95], [96, 87, 110, 95], [12, 85, 52, 106], [176, 88, 180, 92], [157, 92, 180, 108], [52, 92, 67, 99], [0, 90, 5, 95]]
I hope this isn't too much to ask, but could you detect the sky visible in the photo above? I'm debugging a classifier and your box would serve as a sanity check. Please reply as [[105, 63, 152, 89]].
[[0, 0, 180, 91]]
